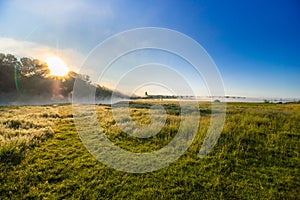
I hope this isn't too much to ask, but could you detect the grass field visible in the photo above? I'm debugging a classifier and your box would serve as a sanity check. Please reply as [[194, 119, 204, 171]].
[[0, 101, 299, 199]]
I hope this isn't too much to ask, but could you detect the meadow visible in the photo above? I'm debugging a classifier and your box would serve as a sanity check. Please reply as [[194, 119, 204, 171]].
[[0, 101, 299, 199]]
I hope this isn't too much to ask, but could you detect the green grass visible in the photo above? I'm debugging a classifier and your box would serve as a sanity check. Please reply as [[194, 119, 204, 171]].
[[0, 102, 299, 199]]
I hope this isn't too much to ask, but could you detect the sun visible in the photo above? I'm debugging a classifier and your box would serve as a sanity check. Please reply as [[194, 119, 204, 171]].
[[46, 56, 69, 76]]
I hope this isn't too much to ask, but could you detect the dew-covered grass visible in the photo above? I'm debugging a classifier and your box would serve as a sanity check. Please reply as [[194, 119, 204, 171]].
[[0, 102, 299, 199]]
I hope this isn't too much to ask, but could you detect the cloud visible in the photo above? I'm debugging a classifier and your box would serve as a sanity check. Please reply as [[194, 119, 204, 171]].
[[0, 37, 84, 72], [1, 0, 116, 55]]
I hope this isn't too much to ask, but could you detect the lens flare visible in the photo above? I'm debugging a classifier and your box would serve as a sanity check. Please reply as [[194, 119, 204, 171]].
[[46, 56, 69, 76]]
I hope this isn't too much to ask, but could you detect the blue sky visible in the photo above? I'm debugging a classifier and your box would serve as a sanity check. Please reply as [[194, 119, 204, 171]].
[[0, 0, 299, 98]]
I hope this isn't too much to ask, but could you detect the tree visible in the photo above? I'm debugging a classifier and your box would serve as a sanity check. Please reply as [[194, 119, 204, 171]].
[[0, 52, 127, 104], [0, 53, 18, 94], [19, 57, 49, 77]]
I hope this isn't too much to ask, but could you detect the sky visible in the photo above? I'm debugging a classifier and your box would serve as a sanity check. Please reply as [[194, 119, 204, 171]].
[[0, 0, 299, 98]]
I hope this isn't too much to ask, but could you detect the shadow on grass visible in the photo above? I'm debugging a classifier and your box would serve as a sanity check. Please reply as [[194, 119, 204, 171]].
[[0, 142, 26, 166]]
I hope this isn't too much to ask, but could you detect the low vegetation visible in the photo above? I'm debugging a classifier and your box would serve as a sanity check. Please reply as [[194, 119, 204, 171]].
[[0, 106, 57, 165], [0, 102, 299, 199]]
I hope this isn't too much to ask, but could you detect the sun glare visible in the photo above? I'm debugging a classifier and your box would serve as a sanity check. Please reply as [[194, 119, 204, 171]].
[[46, 56, 69, 76]]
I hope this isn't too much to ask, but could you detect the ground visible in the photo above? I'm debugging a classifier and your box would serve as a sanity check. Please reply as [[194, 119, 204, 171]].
[[0, 102, 299, 199]]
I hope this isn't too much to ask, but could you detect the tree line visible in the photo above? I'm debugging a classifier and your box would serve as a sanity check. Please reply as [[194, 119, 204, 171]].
[[0, 53, 127, 105]]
